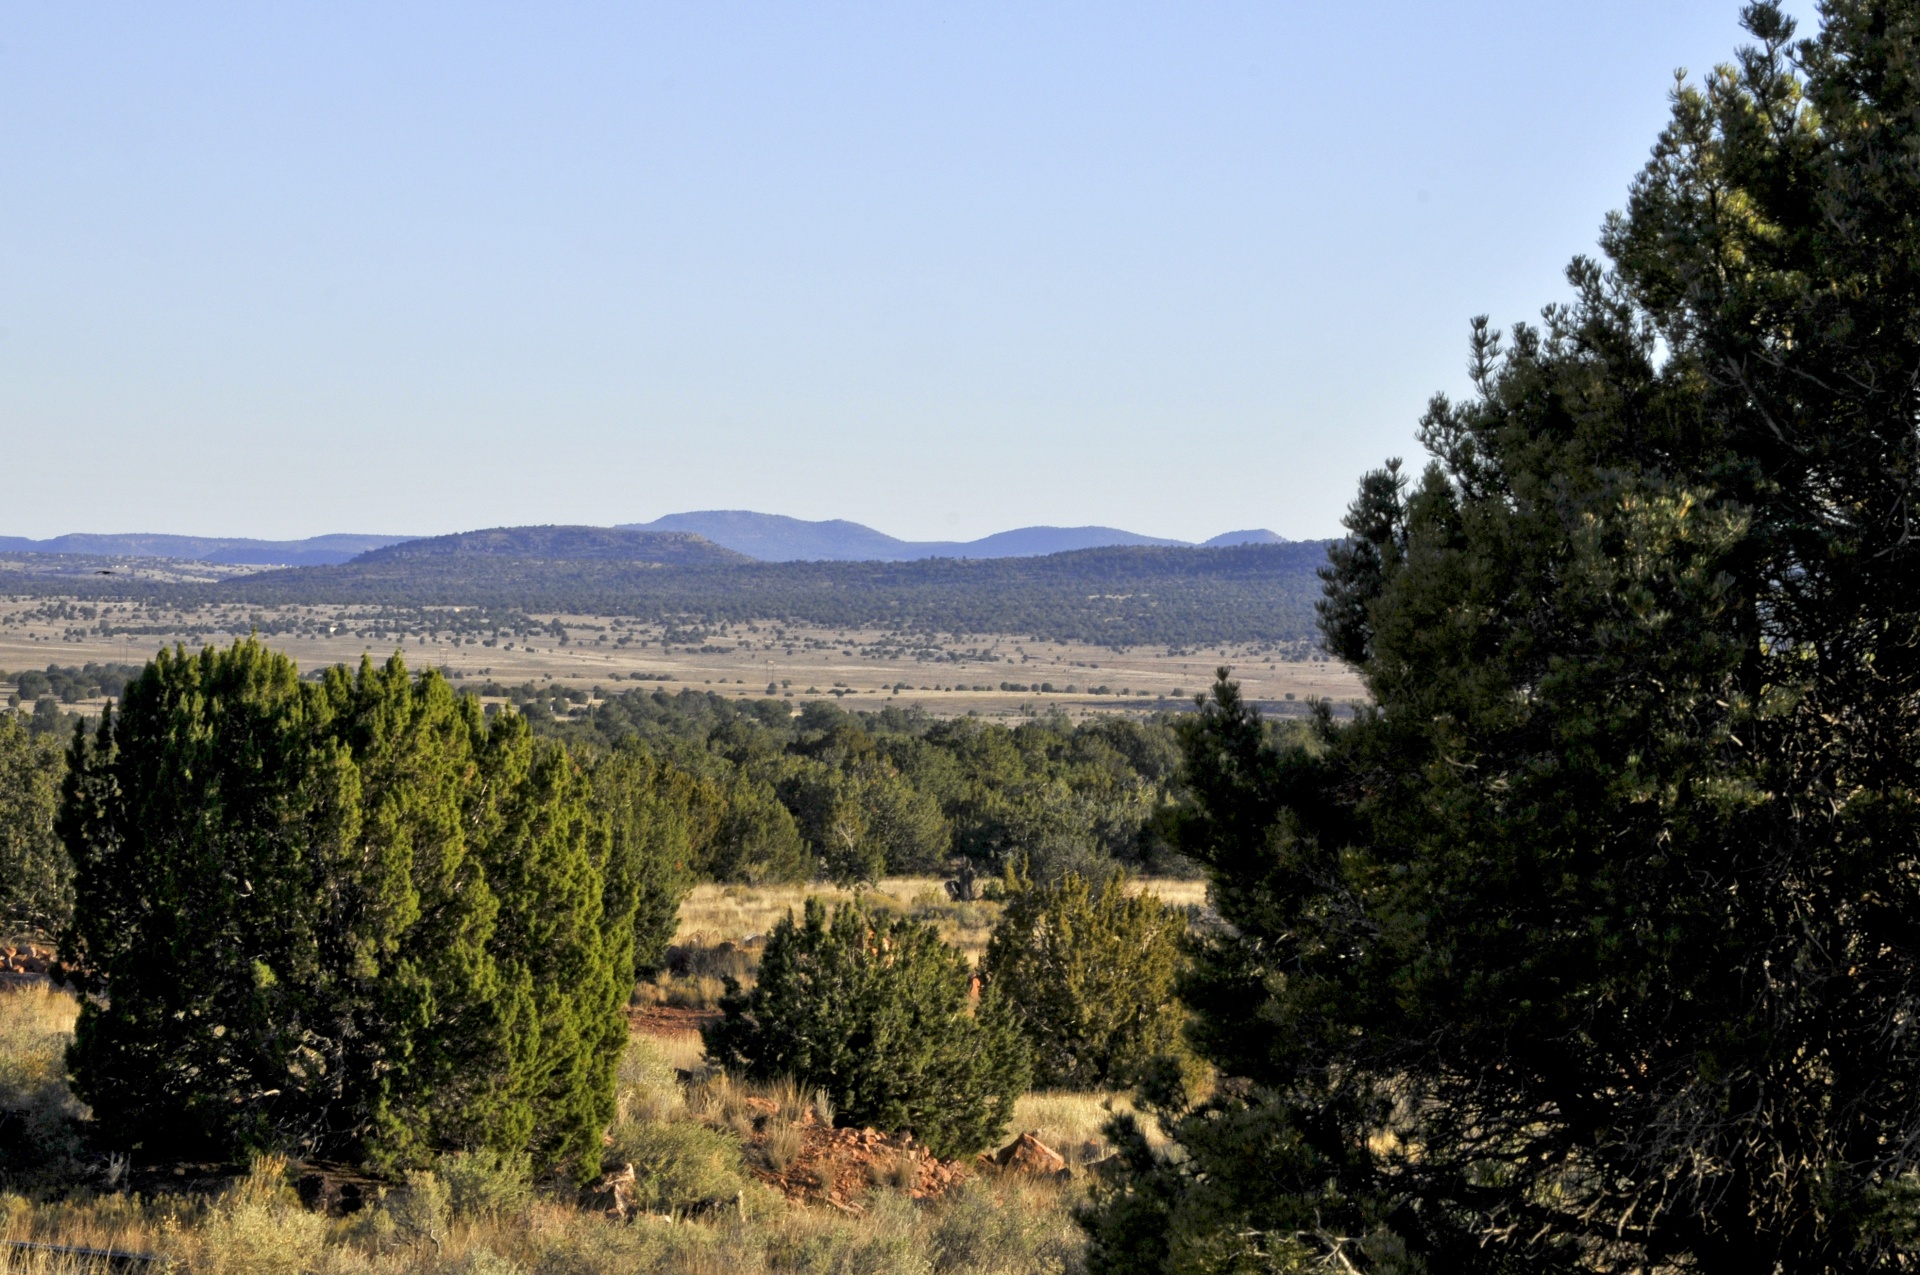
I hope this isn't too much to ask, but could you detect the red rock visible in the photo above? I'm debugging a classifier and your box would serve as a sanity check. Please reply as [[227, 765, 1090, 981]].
[[992, 1131, 1067, 1176]]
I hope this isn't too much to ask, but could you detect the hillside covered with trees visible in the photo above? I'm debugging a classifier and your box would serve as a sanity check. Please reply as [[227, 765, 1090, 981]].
[[0, 539, 1332, 648]]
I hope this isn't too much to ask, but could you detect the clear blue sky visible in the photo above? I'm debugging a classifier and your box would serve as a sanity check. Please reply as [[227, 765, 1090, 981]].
[[0, 2, 1806, 542]]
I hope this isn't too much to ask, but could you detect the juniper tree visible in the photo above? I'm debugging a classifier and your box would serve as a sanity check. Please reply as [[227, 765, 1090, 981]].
[[0, 712, 69, 939], [982, 869, 1187, 1089], [585, 746, 697, 976], [60, 642, 639, 1177], [704, 898, 1029, 1158]]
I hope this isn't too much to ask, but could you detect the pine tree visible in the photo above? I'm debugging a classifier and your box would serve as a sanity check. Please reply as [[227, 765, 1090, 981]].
[[704, 898, 1029, 1159], [1085, 5, 1920, 1269]]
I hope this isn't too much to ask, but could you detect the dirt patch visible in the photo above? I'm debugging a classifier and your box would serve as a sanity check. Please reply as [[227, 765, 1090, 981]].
[[751, 1118, 970, 1212], [628, 1005, 722, 1036]]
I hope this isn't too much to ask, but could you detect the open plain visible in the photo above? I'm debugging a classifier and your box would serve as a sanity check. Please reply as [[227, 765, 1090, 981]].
[[0, 595, 1365, 719]]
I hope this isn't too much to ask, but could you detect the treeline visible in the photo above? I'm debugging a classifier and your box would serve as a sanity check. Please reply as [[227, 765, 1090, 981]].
[[1, 663, 143, 704], [0, 541, 1331, 648], [1, 673, 1195, 945], [531, 687, 1194, 884]]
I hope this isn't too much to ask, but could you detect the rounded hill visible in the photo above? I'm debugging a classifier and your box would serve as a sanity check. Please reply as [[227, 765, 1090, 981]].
[[354, 525, 750, 566]]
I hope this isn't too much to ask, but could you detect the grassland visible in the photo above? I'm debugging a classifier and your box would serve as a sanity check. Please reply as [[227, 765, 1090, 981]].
[[0, 957, 1160, 1274], [0, 597, 1364, 723]]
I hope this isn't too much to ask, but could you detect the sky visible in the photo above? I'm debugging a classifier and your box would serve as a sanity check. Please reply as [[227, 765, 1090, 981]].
[[0, 2, 1812, 543]]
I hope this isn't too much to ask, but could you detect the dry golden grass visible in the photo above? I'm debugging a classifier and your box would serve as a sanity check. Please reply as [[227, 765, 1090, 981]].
[[1010, 1091, 1166, 1172], [675, 876, 1205, 965], [0, 1007, 1101, 1275], [0, 985, 76, 1107], [0, 598, 1365, 723]]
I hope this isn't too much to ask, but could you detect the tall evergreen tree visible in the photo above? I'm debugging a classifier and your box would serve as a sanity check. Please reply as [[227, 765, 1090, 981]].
[[1085, 5, 1920, 1271]]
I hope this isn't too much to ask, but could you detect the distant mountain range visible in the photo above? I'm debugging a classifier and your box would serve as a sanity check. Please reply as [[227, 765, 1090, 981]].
[[0, 514, 1288, 567], [618, 511, 1286, 561], [0, 532, 410, 566], [0, 522, 1333, 647]]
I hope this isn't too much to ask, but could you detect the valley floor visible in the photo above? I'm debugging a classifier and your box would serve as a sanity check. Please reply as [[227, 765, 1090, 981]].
[[0, 598, 1365, 722]]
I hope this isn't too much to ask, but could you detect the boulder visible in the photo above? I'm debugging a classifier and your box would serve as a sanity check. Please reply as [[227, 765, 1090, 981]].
[[991, 1131, 1066, 1176]]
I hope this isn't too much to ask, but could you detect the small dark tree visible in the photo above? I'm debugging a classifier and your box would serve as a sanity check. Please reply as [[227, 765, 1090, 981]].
[[981, 870, 1187, 1089], [704, 899, 1028, 1158]]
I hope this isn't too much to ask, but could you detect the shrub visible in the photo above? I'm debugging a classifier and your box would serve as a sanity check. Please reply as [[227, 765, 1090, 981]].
[[981, 870, 1189, 1089], [385, 1169, 452, 1254], [436, 1148, 532, 1220], [704, 899, 1030, 1159], [0, 985, 85, 1186], [608, 1120, 748, 1214], [194, 1156, 327, 1275], [615, 1036, 686, 1126]]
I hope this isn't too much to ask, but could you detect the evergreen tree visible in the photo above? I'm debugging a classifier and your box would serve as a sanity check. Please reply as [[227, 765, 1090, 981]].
[[1085, 5, 1920, 1270], [60, 641, 363, 1158], [0, 712, 70, 938], [585, 746, 696, 976], [475, 718, 630, 1177], [704, 898, 1029, 1159], [981, 869, 1187, 1089], [60, 642, 640, 1177]]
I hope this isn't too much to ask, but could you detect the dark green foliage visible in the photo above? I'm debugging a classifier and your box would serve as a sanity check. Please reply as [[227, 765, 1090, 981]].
[[704, 898, 1029, 1158], [981, 870, 1187, 1089], [4, 664, 141, 705], [1078, 1092, 1421, 1275], [546, 689, 1190, 884], [705, 772, 813, 884], [1086, 7, 1920, 1270], [59, 641, 637, 1177], [0, 714, 69, 938], [584, 747, 698, 975]]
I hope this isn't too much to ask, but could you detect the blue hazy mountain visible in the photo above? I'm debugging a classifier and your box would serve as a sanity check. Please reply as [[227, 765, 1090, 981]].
[[0, 516, 1292, 566], [619, 511, 1282, 561], [1201, 529, 1289, 548], [0, 532, 411, 566]]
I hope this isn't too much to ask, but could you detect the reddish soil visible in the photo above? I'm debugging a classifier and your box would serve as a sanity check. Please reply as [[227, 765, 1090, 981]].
[[628, 1005, 722, 1036], [744, 1108, 971, 1211]]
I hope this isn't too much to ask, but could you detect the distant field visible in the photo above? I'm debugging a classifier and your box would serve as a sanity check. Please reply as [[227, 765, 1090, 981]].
[[0, 597, 1366, 721]]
